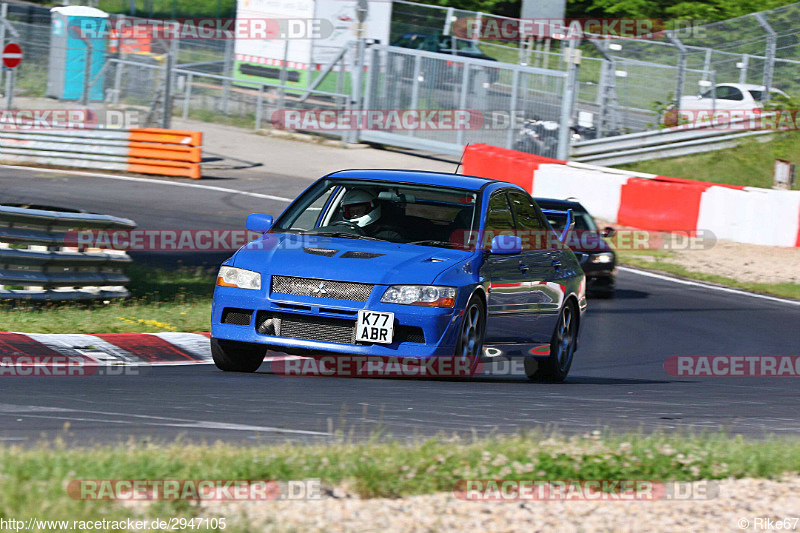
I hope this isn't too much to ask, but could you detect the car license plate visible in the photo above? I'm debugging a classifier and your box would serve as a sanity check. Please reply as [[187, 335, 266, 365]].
[[356, 310, 394, 344]]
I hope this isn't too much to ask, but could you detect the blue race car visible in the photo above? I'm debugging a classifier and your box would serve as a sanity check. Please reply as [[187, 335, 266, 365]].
[[211, 170, 587, 381]]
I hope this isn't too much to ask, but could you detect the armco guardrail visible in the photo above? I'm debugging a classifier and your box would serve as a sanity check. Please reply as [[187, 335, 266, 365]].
[[570, 114, 779, 166], [463, 143, 800, 248], [0, 127, 203, 179], [0, 205, 136, 300]]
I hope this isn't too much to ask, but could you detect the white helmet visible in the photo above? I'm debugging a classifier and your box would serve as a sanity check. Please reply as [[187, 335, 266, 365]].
[[341, 189, 381, 227]]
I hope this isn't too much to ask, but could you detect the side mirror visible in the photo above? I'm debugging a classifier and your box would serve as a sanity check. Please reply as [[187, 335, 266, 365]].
[[601, 226, 616, 238], [246, 213, 273, 233], [490, 235, 522, 255]]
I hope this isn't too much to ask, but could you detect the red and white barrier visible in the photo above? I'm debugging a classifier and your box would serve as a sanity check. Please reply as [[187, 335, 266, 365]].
[[0, 331, 298, 368], [462, 144, 800, 248]]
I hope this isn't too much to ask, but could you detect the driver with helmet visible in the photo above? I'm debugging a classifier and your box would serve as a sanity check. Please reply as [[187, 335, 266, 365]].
[[339, 188, 402, 240]]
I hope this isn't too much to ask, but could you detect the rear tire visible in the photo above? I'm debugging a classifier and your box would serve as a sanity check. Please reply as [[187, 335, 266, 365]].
[[525, 300, 578, 382], [211, 338, 266, 373]]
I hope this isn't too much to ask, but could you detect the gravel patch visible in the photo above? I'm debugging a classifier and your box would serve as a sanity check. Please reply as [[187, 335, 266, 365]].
[[202, 477, 800, 532]]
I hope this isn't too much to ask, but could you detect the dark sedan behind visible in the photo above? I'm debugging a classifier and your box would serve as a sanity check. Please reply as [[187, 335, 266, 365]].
[[536, 198, 617, 298]]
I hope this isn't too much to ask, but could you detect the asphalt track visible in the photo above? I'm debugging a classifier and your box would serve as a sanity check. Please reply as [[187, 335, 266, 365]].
[[1, 166, 799, 444]]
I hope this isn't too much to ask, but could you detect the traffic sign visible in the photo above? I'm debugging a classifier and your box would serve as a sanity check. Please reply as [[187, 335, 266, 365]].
[[2, 42, 22, 69]]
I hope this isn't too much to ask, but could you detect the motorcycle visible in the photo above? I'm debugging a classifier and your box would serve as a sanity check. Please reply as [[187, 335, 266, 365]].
[[513, 118, 597, 157]]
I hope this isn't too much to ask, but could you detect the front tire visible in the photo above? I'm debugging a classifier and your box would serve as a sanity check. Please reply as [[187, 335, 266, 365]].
[[525, 300, 578, 382], [211, 338, 266, 372], [455, 294, 486, 375]]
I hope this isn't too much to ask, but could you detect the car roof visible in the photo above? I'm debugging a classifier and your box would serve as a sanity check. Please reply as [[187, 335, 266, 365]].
[[534, 197, 587, 211], [716, 83, 785, 92], [327, 169, 500, 191]]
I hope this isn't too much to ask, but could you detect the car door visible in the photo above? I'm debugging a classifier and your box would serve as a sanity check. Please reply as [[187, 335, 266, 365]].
[[508, 190, 562, 343], [483, 189, 541, 344]]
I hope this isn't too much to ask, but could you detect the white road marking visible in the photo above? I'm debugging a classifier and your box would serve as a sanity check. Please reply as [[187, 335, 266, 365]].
[[0, 404, 330, 435], [619, 266, 800, 307], [0, 164, 294, 203]]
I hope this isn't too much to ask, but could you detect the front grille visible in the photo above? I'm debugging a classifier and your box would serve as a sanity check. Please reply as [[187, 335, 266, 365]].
[[271, 275, 373, 301], [221, 308, 253, 326], [256, 312, 355, 344]]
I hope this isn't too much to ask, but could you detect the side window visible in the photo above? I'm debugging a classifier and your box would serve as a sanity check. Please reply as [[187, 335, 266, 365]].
[[715, 86, 744, 101], [485, 191, 515, 235], [508, 191, 544, 231], [292, 185, 338, 230], [508, 191, 546, 250]]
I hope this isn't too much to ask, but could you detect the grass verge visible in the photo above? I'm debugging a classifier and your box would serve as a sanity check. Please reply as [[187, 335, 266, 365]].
[[616, 250, 800, 300], [1, 431, 799, 528], [618, 133, 800, 190], [0, 265, 214, 334]]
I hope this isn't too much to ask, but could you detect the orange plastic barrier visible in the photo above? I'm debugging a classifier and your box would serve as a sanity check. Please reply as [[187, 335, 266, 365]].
[[461, 144, 565, 191], [618, 178, 708, 232], [125, 128, 203, 179]]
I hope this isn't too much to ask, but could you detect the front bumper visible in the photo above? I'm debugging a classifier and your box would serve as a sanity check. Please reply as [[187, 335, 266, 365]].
[[211, 285, 462, 358]]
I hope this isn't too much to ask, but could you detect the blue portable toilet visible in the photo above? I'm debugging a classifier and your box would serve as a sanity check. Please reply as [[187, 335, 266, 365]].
[[47, 6, 108, 101]]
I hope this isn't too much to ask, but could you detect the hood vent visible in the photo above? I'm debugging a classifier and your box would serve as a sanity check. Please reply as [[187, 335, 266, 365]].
[[303, 247, 338, 257], [340, 251, 384, 259]]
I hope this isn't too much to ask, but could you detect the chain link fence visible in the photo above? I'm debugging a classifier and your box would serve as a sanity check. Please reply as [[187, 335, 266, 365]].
[[0, 1, 797, 159]]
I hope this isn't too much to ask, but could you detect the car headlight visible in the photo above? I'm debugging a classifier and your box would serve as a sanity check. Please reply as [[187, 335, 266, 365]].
[[216, 266, 261, 290], [381, 285, 457, 307], [589, 252, 614, 264]]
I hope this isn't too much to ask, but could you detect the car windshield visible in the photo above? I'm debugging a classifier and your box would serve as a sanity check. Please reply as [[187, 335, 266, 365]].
[[273, 179, 478, 249], [749, 89, 788, 103]]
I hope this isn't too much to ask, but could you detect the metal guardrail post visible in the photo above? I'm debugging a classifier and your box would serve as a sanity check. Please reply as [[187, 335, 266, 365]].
[[4, 67, 13, 109], [255, 84, 263, 130], [456, 59, 470, 147], [739, 54, 749, 84], [113, 58, 124, 105], [351, 39, 366, 144], [0, 3, 6, 89], [278, 39, 289, 112], [443, 7, 453, 35], [711, 70, 717, 115], [702, 48, 712, 81], [221, 37, 233, 114], [79, 37, 93, 106], [506, 69, 519, 149], [557, 39, 579, 161], [754, 13, 776, 105], [182, 71, 193, 120], [162, 38, 175, 129], [668, 31, 687, 109], [408, 53, 421, 138]]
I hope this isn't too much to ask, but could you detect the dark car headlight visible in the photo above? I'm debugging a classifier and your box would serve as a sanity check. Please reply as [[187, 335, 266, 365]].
[[381, 285, 457, 307], [589, 252, 614, 264], [216, 266, 261, 290]]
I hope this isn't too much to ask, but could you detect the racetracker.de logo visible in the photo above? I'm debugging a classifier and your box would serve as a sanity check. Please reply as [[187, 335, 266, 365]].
[[454, 479, 718, 501], [74, 18, 333, 40], [452, 18, 662, 40], [271, 355, 480, 378], [665, 109, 800, 131], [665, 356, 800, 377], [271, 109, 484, 131], [67, 479, 323, 501], [0, 109, 142, 130], [0, 356, 141, 377]]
